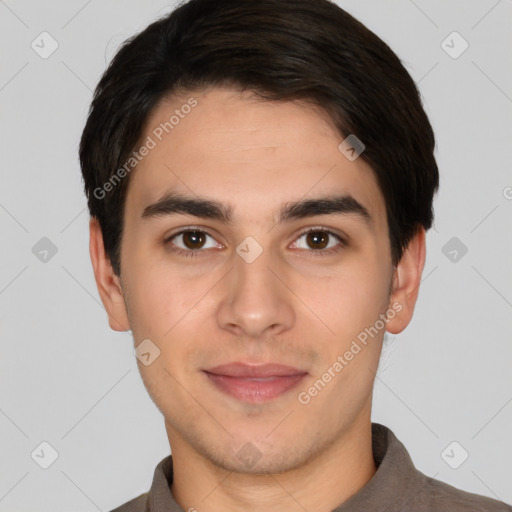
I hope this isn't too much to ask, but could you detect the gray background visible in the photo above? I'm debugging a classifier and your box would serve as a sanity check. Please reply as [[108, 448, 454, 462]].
[[1, 0, 511, 510]]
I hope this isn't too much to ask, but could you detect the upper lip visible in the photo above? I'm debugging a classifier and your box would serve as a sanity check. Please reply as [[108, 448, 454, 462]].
[[204, 362, 307, 378]]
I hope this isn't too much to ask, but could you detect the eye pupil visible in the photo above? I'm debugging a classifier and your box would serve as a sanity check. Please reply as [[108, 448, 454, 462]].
[[183, 231, 205, 249], [307, 231, 329, 250]]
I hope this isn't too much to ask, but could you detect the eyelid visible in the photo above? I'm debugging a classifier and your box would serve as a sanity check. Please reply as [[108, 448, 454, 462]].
[[289, 226, 346, 256], [164, 225, 224, 249], [293, 225, 347, 244]]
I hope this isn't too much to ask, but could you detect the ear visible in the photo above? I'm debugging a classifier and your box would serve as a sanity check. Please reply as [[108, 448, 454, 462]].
[[89, 217, 131, 332], [385, 227, 426, 334]]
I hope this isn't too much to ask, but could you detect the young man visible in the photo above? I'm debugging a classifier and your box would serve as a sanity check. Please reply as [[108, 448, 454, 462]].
[[79, 0, 511, 510]]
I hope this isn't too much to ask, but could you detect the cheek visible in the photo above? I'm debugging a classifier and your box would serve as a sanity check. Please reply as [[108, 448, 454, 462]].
[[123, 264, 220, 393], [305, 260, 391, 337], [122, 262, 187, 342]]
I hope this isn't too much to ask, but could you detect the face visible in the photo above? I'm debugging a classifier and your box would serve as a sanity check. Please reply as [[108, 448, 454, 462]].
[[90, 86, 424, 475]]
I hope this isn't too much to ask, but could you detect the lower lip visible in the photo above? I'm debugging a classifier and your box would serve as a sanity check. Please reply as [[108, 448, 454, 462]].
[[203, 372, 307, 403]]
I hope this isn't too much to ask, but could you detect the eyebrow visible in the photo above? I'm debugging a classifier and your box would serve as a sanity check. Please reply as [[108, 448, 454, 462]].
[[141, 192, 372, 226]]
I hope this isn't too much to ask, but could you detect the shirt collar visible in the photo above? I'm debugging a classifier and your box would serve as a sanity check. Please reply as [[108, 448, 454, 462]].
[[332, 423, 431, 511], [145, 422, 429, 512]]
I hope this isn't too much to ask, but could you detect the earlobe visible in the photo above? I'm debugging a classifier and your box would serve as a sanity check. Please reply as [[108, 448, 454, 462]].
[[385, 227, 426, 335], [89, 218, 131, 332]]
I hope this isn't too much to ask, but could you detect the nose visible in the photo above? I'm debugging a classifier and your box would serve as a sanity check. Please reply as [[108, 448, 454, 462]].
[[216, 247, 295, 339]]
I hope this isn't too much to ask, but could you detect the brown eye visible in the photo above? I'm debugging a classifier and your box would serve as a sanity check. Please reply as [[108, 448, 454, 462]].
[[166, 229, 219, 255], [291, 227, 345, 256], [305, 231, 330, 250], [182, 231, 207, 249]]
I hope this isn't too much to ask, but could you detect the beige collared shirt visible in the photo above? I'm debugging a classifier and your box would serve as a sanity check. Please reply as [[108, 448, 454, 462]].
[[111, 423, 511, 511]]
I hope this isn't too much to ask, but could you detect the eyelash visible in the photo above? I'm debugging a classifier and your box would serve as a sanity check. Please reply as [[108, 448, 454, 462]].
[[163, 226, 346, 259]]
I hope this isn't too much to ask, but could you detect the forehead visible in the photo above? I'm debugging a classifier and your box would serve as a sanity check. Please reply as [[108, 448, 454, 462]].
[[124, 87, 386, 227]]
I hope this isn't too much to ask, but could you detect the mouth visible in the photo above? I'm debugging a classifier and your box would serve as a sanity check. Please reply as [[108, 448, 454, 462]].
[[202, 362, 308, 403]]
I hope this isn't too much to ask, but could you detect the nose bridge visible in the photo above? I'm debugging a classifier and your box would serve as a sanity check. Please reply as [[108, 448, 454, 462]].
[[216, 239, 295, 338]]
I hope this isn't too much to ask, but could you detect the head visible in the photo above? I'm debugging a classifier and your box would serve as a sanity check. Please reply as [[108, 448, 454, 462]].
[[81, 0, 438, 474]]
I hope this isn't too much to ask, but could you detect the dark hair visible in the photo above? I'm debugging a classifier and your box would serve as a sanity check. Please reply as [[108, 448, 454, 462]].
[[79, 0, 439, 277]]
